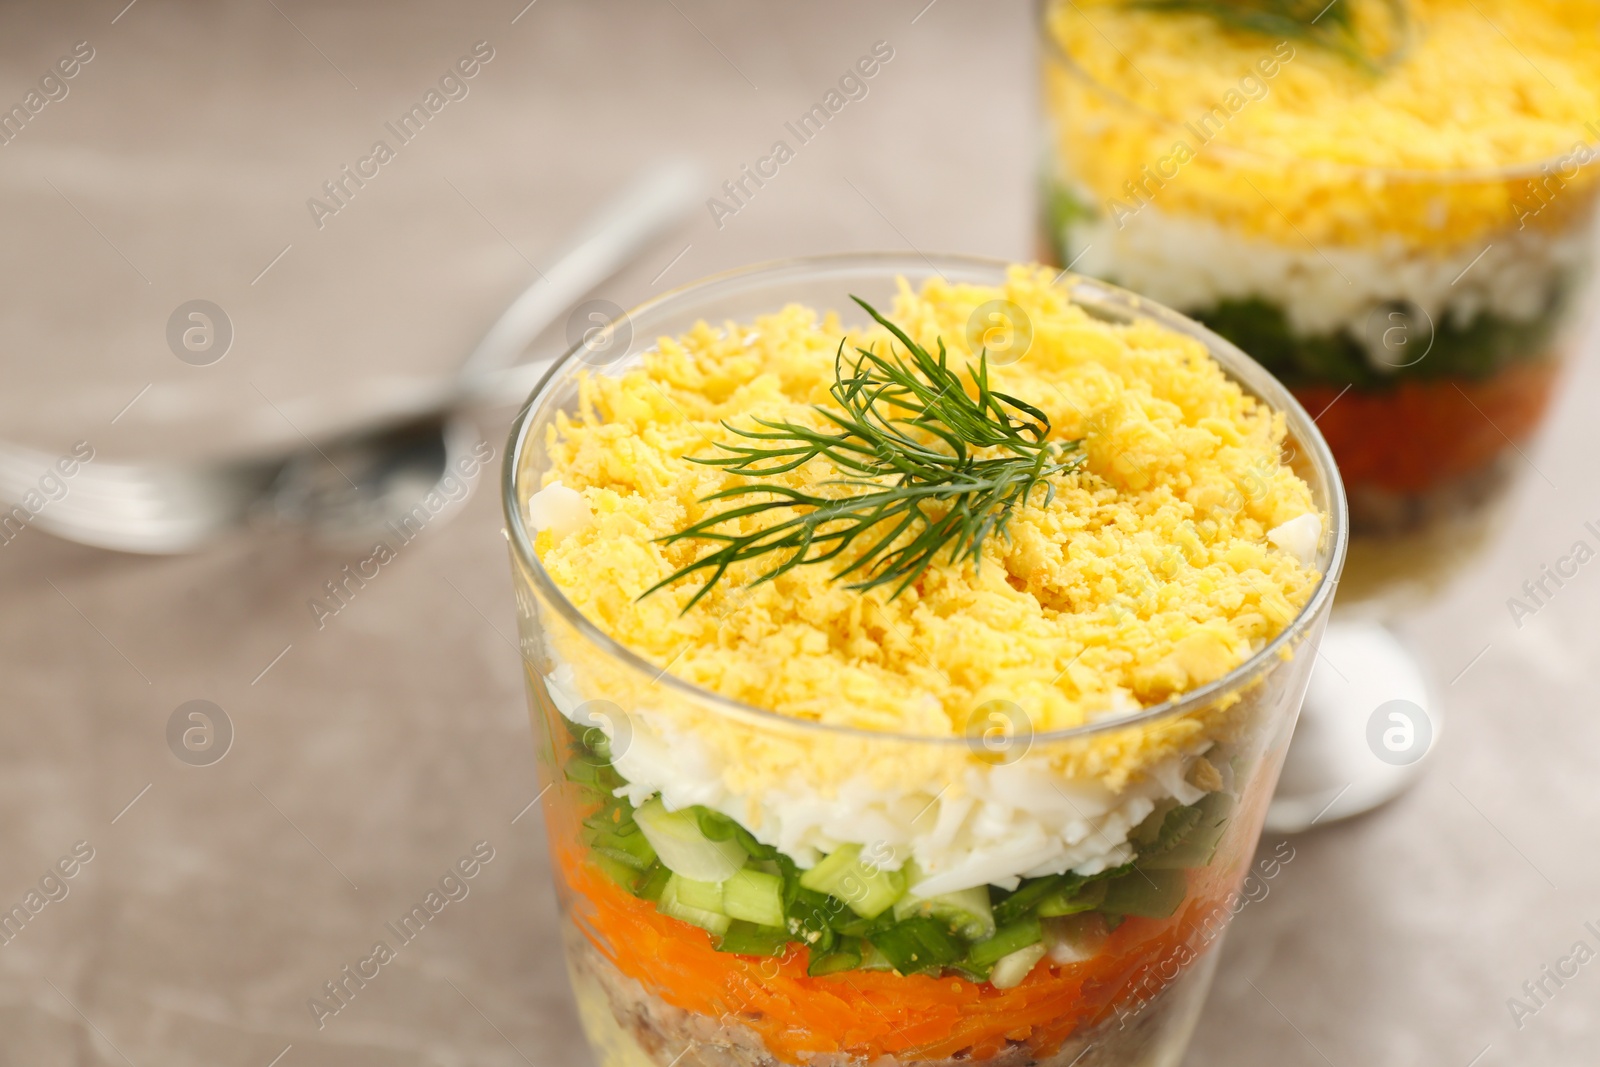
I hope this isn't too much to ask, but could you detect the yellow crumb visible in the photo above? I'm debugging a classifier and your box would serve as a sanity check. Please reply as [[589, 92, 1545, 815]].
[[1045, 0, 1600, 247], [527, 266, 1323, 791]]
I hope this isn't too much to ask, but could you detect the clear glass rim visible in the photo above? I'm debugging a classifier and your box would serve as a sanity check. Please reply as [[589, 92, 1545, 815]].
[[1040, 0, 1598, 183], [502, 252, 1350, 746]]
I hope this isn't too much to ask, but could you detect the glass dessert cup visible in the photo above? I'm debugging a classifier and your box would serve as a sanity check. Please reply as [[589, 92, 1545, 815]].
[[1037, 0, 1600, 829], [503, 254, 1348, 1066]]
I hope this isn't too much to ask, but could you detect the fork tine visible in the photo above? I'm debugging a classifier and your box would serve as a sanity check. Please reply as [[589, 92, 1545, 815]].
[[0, 440, 269, 553]]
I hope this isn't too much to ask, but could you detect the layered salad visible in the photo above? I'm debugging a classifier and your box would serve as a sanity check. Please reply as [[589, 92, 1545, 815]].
[[1041, 0, 1600, 600], [515, 267, 1331, 1066]]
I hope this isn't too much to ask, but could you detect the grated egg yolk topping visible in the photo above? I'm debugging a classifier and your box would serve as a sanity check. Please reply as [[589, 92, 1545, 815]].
[[1045, 0, 1600, 248], [528, 267, 1325, 791]]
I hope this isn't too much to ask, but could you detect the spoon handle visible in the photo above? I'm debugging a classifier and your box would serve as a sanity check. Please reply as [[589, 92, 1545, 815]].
[[456, 157, 703, 399]]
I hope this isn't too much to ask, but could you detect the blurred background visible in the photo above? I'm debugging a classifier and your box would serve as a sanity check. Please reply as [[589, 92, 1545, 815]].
[[1, 1, 1597, 1064]]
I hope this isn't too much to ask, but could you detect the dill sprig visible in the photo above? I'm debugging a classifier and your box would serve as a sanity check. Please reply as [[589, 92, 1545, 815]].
[[642, 298, 1086, 612], [1127, 0, 1410, 73]]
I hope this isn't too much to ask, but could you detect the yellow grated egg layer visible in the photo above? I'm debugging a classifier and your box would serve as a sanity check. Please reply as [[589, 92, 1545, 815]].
[[527, 267, 1324, 791], [1045, 0, 1600, 248]]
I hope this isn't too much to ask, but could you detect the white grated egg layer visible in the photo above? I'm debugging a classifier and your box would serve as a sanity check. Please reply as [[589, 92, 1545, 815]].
[[1062, 198, 1590, 341], [544, 662, 1215, 896]]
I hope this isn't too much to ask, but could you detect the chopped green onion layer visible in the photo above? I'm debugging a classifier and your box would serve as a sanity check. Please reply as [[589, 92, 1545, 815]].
[[722, 868, 787, 928], [716, 921, 792, 957], [634, 799, 747, 883], [894, 883, 997, 941], [969, 917, 1043, 968], [660, 873, 731, 935], [799, 844, 907, 920]]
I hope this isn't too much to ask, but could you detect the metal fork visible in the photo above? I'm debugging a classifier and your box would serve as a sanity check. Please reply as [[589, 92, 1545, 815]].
[[0, 159, 702, 554]]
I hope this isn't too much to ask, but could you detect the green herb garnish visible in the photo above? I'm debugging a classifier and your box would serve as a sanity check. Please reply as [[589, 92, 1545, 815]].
[[1127, 0, 1409, 72], [643, 298, 1086, 612]]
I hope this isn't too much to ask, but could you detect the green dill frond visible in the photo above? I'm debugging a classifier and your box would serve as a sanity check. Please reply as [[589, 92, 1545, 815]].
[[1126, 0, 1410, 73], [641, 298, 1086, 612]]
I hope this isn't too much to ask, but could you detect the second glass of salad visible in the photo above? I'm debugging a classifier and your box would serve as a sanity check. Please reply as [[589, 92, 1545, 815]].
[[1039, 0, 1600, 825], [505, 255, 1346, 1065]]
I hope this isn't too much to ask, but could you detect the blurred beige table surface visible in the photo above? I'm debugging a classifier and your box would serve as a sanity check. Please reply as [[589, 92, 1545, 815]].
[[1, 1, 1598, 1065]]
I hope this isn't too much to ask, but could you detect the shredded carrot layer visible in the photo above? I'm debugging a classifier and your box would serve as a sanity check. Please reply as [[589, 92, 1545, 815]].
[[1297, 359, 1558, 495]]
